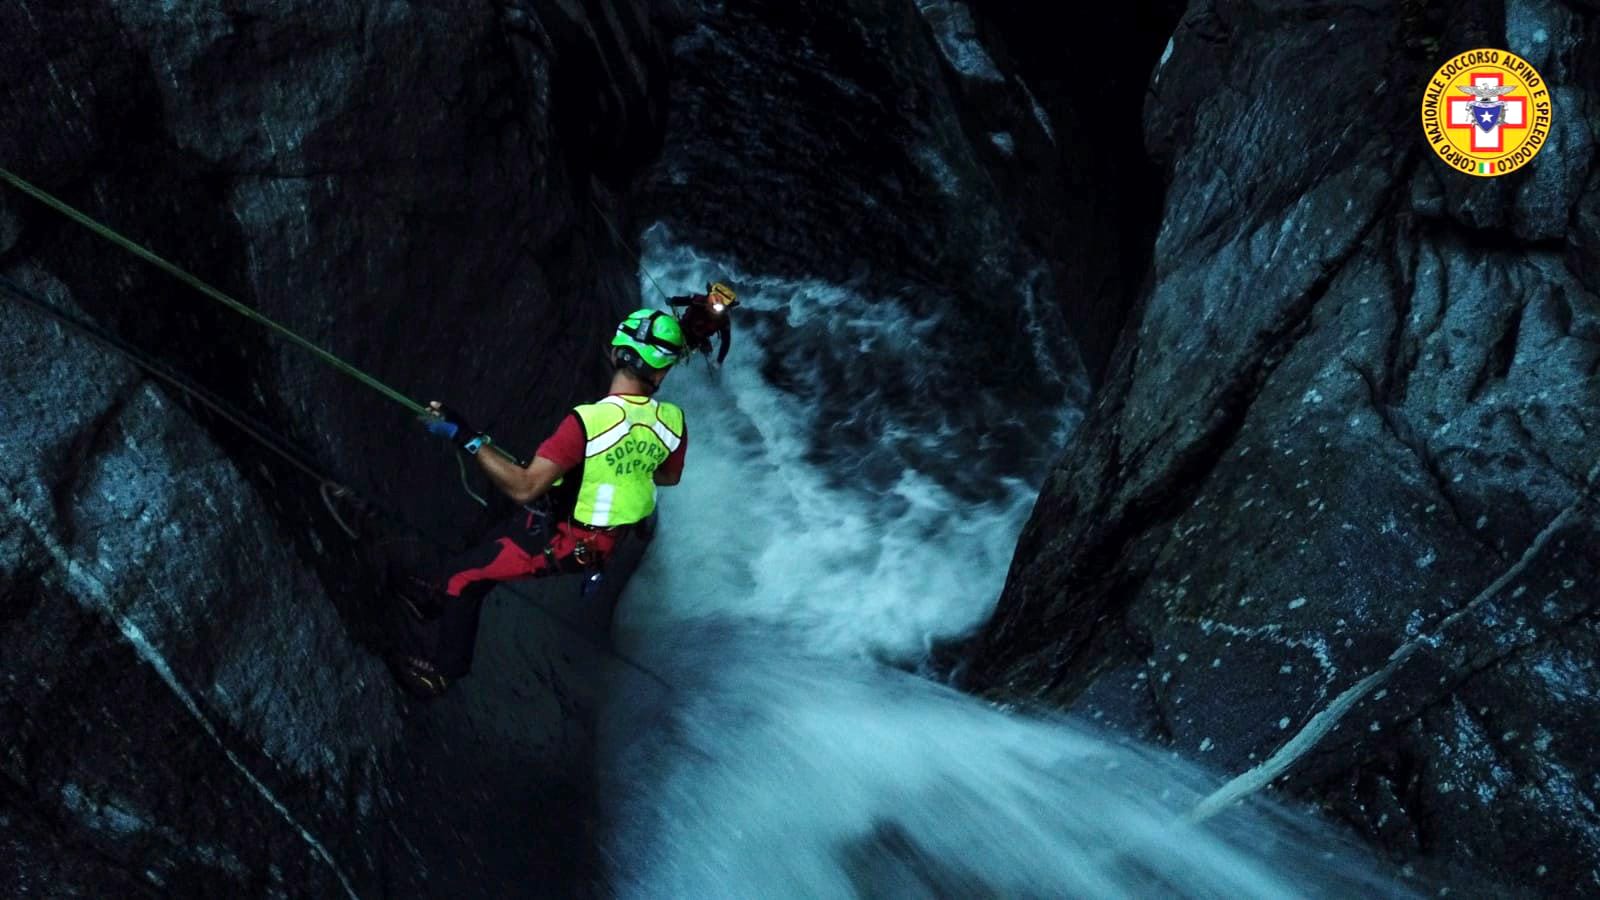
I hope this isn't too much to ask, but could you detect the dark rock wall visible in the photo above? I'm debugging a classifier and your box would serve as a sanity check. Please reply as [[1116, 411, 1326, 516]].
[[4, 0, 669, 557], [969, 0, 1600, 889], [2, 0, 669, 893], [637, 0, 1127, 490], [2, 281, 400, 896], [963, 0, 1188, 379]]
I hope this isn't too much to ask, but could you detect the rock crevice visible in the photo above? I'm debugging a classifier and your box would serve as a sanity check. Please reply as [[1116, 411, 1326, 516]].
[[970, 0, 1600, 888]]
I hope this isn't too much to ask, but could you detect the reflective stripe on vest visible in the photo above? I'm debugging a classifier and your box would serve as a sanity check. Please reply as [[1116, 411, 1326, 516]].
[[571, 395, 685, 527]]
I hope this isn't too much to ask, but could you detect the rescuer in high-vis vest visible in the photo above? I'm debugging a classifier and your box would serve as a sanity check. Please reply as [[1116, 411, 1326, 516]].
[[390, 309, 689, 698]]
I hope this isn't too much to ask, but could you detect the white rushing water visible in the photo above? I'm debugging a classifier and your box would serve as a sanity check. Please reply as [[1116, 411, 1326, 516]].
[[605, 227, 1406, 898], [614, 230, 1069, 660]]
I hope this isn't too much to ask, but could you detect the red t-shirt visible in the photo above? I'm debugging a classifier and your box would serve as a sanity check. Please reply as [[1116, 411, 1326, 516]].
[[535, 394, 688, 482]]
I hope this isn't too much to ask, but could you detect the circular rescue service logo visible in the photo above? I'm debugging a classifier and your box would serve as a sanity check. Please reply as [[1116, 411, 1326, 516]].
[[1421, 48, 1552, 177]]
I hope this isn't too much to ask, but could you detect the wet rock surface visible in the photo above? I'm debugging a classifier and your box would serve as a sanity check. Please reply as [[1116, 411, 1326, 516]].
[[3, 0, 1127, 891], [968, 0, 1600, 890], [1, 279, 403, 896], [15, 0, 1599, 893], [1, 0, 670, 893], [636, 0, 1176, 489]]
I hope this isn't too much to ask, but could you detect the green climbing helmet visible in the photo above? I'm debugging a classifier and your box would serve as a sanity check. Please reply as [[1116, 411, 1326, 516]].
[[610, 308, 686, 371]]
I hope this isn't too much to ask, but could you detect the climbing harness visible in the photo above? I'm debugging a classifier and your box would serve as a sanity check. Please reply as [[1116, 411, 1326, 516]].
[[0, 267, 669, 691], [0, 170, 672, 691], [566, 531, 610, 599]]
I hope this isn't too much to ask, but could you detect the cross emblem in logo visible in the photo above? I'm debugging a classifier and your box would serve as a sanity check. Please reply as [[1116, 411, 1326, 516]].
[[1447, 72, 1527, 153]]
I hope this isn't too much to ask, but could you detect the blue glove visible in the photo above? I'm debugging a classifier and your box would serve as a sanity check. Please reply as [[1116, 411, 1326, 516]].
[[422, 404, 477, 448]]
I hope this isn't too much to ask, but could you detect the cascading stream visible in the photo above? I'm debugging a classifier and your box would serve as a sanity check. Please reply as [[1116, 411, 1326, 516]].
[[601, 227, 1408, 898]]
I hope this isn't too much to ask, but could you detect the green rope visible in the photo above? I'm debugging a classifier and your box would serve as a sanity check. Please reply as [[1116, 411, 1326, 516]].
[[0, 271, 674, 692], [0, 166, 523, 465], [1, 167, 423, 414], [455, 451, 489, 507], [0, 272, 340, 488], [589, 197, 673, 304]]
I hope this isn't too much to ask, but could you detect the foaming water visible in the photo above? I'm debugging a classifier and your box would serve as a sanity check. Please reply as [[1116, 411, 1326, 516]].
[[606, 228, 1406, 897], [602, 625, 1403, 899], [616, 227, 1067, 658]]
